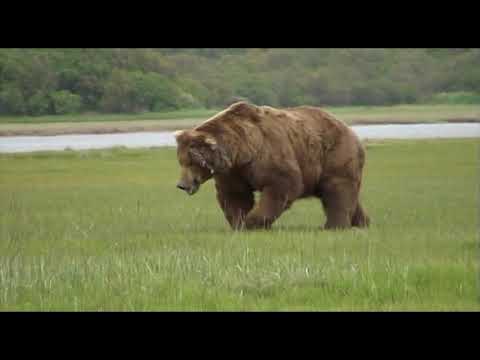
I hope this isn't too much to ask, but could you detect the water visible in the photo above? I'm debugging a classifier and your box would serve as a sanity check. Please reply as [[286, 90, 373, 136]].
[[0, 132, 174, 153], [0, 123, 478, 153], [355, 123, 479, 140]]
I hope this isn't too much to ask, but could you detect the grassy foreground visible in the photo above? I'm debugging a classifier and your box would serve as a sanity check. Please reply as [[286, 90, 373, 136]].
[[1, 104, 479, 136], [0, 139, 478, 311]]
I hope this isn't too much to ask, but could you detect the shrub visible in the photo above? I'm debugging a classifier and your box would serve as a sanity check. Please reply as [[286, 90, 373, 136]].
[[176, 92, 202, 109], [426, 91, 480, 105], [100, 70, 184, 113], [26, 91, 50, 116], [51, 90, 83, 114], [0, 86, 26, 115], [351, 85, 386, 106]]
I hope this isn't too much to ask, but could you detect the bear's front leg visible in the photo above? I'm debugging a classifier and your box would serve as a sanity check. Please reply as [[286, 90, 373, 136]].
[[244, 185, 297, 230], [216, 186, 255, 230]]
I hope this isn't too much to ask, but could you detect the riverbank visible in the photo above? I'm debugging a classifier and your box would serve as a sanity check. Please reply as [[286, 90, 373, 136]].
[[1, 104, 479, 136], [2, 123, 478, 153]]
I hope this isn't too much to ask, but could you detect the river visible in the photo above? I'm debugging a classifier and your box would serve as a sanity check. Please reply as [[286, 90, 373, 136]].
[[0, 123, 478, 153]]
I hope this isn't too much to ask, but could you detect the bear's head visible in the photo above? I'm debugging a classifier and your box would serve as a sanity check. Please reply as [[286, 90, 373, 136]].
[[174, 129, 232, 195]]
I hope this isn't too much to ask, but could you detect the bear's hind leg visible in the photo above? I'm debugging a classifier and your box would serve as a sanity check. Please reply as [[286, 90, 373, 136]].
[[351, 202, 370, 228], [320, 178, 358, 230]]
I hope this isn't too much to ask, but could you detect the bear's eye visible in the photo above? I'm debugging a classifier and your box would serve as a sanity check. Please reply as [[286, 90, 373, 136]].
[[189, 148, 207, 167]]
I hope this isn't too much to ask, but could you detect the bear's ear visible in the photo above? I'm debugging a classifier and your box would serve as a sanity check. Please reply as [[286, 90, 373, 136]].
[[208, 139, 232, 173], [187, 132, 216, 148], [204, 135, 217, 149], [173, 130, 184, 138], [174, 130, 187, 143], [190, 135, 232, 174]]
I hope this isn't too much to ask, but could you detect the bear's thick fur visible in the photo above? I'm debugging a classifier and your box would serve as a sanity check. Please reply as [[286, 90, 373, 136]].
[[175, 101, 370, 230]]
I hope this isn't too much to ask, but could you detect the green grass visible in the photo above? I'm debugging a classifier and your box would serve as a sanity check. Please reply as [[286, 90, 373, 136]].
[[1, 104, 479, 124], [1, 104, 479, 137], [327, 104, 480, 123], [0, 108, 221, 124], [0, 139, 478, 311], [426, 92, 480, 105]]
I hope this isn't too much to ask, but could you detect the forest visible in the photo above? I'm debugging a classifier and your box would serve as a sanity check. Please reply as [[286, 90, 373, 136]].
[[0, 48, 479, 116]]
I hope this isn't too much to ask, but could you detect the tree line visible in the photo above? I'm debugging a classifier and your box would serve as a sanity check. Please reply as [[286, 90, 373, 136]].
[[0, 48, 478, 116]]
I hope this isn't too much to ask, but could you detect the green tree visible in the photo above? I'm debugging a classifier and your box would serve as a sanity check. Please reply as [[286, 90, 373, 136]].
[[0, 86, 26, 115], [0, 48, 479, 115], [26, 91, 51, 116], [236, 78, 279, 106], [51, 90, 83, 114], [100, 70, 186, 113]]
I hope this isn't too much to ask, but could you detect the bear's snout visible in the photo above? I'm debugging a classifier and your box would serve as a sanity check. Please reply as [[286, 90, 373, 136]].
[[176, 182, 188, 191], [176, 180, 199, 195]]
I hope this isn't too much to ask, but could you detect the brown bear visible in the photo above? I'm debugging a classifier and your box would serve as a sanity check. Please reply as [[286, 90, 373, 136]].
[[174, 101, 370, 230]]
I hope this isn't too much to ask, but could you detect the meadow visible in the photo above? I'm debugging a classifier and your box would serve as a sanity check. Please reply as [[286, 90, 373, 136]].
[[0, 138, 478, 311], [1, 104, 479, 136]]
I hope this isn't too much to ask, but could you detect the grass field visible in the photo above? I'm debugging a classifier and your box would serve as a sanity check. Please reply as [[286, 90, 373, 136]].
[[0, 108, 221, 124], [0, 139, 478, 311], [1, 104, 479, 136]]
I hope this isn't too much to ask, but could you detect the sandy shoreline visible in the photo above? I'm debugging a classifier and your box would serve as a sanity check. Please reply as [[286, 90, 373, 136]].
[[0, 117, 479, 137]]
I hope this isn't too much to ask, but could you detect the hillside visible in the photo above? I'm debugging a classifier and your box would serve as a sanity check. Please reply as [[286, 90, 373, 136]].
[[0, 48, 479, 116]]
